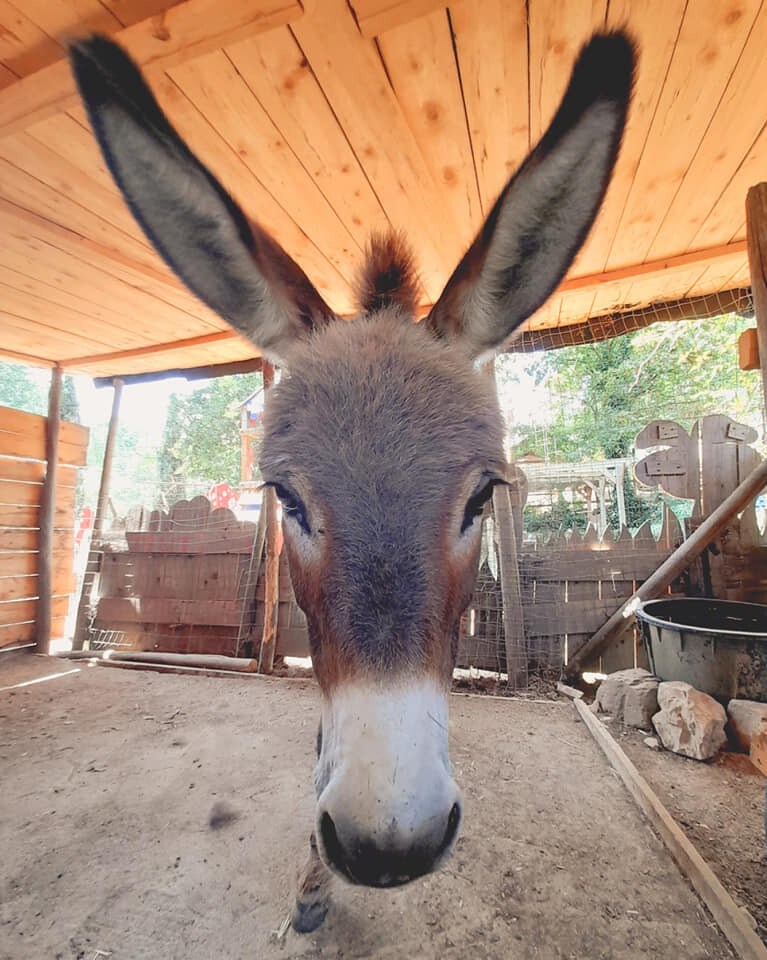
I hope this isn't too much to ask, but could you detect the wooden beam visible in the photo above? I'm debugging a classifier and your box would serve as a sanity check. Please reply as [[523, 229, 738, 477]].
[[565, 457, 767, 678], [72, 378, 122, 650], [93, 357, 262, 388], [0, 0, 305, 138], [0, 347, 56, 368], [557, 241, 748, 296], [574, 698, 767, 960], [352, 0, 448, 37], [746, 184, 767, 414], [258, 360, 280, 675], [36, 365, 63, 655], [63, 331, 246, 369]]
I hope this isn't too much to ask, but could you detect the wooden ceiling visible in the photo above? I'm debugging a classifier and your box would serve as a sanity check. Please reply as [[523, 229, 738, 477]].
[[0, 0, 761, 377]]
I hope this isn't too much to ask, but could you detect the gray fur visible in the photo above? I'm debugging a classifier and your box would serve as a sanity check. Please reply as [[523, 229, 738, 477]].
[[260, 310, 506, 671]]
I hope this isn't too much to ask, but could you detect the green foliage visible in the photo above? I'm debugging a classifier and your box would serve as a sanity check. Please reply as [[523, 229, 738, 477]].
[[61, 376, 80, 423], [523, 492, 587, 537], [159, 372, 261, 499], [505, 314, 761, 463], [0, 362, 46, 414]]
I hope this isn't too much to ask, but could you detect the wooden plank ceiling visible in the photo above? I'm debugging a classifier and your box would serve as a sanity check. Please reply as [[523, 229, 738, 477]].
[[0, 0, 761, 377]]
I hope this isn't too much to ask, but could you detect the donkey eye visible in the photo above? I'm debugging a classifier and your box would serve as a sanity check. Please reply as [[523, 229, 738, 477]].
[[270, 483, 310, 535], [461, 480, 500, 534]]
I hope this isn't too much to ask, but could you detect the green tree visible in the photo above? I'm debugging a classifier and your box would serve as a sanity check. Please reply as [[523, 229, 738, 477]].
[[159, 372, 262, 498], [504, 313, 761, 463], [0, 362, 45, 414]]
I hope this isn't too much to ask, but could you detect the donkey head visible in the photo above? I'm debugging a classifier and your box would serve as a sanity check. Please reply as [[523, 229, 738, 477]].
[[71, 33, 634, 888]]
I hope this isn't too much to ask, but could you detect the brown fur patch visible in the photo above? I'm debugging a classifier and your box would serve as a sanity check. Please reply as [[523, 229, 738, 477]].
[[353, 231, 421, 316]]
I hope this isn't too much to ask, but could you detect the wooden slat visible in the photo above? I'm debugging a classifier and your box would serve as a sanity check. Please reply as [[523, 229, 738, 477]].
[[0, 616, 65, 647], [450, 0, 529, 217], [0, 571, 76, 602], [0, 195, 225, 320], [96, 596, 243, 626], [0, 530, 74, 552], [0, 593, 69, 626], [572, 0, 687, 276], [0, 430, 86, 466], [0, 0, 305, 137], [99, 552, 247, 601], [10, 0, 121, 49], [606, 0, 762, 270], [350, 0, 447, 37], [0, 549, 73, 578], [125, 529, 255, 554], [0, 458, 78, 485], [524, 597, 620, 637], [224, 28, 388, 252], [0, 0, 63, 77], [692, 123, 767, 250], [0, 404, 88, 445], [168, 50, 360, 284], [378, 9, 480, 249], [292, 0, 455, 302], [144, 72, 352, 314], [0, 478, 77, 507], [648, 8, 767, 261]]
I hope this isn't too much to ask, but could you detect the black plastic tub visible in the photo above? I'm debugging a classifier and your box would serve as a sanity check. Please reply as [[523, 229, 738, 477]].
[[636, 598, 767, 703]]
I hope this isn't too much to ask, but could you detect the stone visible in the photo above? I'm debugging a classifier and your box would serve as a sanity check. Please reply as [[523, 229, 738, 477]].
[[726, 699, 767, 752], [643, 736, 662, 751], [750, 720, 767, 776], [652, 681, 727, 761], [595, 668, 659, 728]]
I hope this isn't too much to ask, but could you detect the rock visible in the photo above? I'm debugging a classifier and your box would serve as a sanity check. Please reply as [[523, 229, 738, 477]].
[[643, 736, 662, 751], [652, 681, 727, 761], [595, 668, 659, 728], [750, 720, 767, 776], [727, 699, 767, 752]]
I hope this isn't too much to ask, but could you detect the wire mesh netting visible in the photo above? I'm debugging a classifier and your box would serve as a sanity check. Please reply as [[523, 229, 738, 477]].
[[75, 288, 764, 689], [457, 287, 764, 688]]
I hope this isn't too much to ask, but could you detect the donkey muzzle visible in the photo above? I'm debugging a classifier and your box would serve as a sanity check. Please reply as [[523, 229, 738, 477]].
[[314, 680, 462, 887]]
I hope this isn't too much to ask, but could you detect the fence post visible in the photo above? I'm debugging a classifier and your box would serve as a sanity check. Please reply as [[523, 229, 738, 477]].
[[72, 378, 123, 650], [746, 184, 767, 418], [258, 361, 280, 674], [36, 365, 62, 655]]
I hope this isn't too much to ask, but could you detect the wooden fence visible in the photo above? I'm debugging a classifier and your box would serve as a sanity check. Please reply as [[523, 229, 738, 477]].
[[0, 404, 88, 649]]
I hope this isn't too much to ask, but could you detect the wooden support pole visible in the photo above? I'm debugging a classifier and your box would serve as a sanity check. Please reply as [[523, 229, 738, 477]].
[[565, 457, 767, 678], [493, 484, 528, 689], [258, 361, 280, 674], [72, 379, 123, 650], [746, 184, 767, 416], [36, 365, 62, 655]]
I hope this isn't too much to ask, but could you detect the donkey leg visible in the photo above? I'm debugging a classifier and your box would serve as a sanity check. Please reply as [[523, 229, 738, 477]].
[[291, 832, 332, 933]]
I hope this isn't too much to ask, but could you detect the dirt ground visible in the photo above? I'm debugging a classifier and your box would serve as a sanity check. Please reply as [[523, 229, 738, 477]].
[[0, 652, 736, 960], [615, 723, 767, 943]]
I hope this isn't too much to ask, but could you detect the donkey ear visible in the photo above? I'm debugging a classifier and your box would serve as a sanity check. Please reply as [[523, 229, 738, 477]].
[[426, 33, 635, 356], [69, 36, 334, 361]]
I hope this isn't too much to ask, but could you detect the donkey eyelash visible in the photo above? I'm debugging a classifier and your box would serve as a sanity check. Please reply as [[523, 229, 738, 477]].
[[267, 482, 311, 536], [461, 477, 506, 534]]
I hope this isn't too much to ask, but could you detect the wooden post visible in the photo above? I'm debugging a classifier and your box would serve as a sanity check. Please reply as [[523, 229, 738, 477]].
[[746, 184, 767, 414], [36, 365, 62, 655], [72, 378, 123, 650], [493, 483, 528, 689], [565, 457, 767, 678], [258, 361, 280, 674]]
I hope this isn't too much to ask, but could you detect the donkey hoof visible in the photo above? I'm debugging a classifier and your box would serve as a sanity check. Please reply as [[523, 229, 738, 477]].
[[291, 899, 329, 934]]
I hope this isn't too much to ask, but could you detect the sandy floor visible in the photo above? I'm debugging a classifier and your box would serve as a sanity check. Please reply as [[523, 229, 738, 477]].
[[0, 652, 734, 960], [617, 724, 767, 943]]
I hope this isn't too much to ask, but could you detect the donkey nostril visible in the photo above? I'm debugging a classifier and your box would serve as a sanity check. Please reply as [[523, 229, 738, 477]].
[[320, 811, 346, 871], [439, 802, 461, 856]]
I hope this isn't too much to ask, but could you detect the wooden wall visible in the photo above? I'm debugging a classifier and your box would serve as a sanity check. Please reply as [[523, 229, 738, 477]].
[[0, 404, 87, 648]]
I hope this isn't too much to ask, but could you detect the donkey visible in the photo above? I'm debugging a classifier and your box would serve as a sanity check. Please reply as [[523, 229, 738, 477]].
[[70, 31, 634, 932]]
